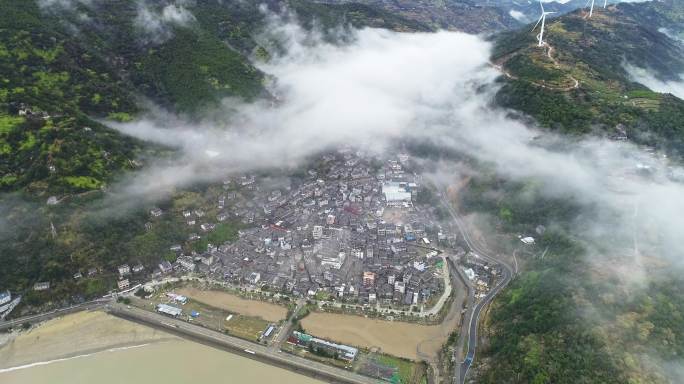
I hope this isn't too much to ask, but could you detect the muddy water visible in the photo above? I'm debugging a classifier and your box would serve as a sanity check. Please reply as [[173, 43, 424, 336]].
[[0, 340, 323, 384], [301, 284, 464, 361], [177, 287, 287, 322]]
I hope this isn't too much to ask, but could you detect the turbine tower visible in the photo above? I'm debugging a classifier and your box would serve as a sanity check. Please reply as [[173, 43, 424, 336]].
[[603, 0, 608, 8], [532, 1, 555, 47]]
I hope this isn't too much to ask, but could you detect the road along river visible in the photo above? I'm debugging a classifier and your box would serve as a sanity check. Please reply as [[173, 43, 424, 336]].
[[0, 310, 322, 384]]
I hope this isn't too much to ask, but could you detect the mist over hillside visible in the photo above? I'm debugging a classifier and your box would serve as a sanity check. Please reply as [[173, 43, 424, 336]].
[[2, 1, 684, 383]]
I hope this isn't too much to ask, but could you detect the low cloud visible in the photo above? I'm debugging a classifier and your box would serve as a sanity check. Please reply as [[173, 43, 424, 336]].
[[37, 0, 94, 10], [108, 19, 684, 272], [625, 63, 684, 100], [37, 0, 197, 43], [659, 27, 683, 44], [509, 10, 528, 23], [135, 0, 197, 43], [110, 25, 494, 200]]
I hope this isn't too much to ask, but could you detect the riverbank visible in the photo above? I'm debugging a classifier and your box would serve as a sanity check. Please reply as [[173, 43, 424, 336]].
[[0, 338, 323, 384], [0, 311, 176, 370]]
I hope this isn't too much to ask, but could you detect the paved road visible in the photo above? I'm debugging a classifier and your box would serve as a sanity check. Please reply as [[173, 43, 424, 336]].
[[449, 257, 474, 383], [438, 191, 514, 384], [270, 299, 304, 351], [108, 304, 379, 384], [459, 267, 511, 384], [0, 298, 110, 331]]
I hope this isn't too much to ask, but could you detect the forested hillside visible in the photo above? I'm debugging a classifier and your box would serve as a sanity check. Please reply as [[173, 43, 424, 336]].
[[492, 1, 684, 155], [471, 2, 684, 382], [462, 172, 684, 384], [0, 0, 428, 312]]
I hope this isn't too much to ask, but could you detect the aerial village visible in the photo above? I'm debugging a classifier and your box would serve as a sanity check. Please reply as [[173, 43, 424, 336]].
[[143, 148, 454, 311], [2, 148, 506, 376]]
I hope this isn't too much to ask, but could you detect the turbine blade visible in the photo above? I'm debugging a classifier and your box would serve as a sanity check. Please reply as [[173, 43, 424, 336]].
[[532, 15, 543, 32], [539, 0, 544, 13]]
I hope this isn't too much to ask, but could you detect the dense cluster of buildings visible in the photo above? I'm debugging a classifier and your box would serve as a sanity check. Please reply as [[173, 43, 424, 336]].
[[461, 252, 501, 299], [152, 149, 447, 309]]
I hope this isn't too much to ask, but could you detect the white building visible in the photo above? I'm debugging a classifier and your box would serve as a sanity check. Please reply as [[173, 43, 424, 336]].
[[312, 225, 324, 240], [321, 252, 346, 269], [118, 264, 131, 276], [464, 268, 476, 281], [0, 290, 11, 306], [33, 282, 50, 291], [248, 272, 261, 285], [382, 182, 412, 206], [177, 257, 196, 272], [157, 304, 182, 317], [394, 280, 405, 294]]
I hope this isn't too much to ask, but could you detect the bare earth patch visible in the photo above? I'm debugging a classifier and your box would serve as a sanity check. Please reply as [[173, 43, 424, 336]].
[[177, 287, 287, 322]]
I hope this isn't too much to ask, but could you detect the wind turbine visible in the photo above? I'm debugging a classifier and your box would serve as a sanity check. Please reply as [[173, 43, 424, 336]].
[[603, 0, 608, 8], [586, 0, 595, 17], [532, 1, 555, 47]]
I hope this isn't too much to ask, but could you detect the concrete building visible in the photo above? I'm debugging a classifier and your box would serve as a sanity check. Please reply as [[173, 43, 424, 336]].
[[177, 257, 196, 272], [312, 225, 324, 240], [363, 271, 376, 287], [157, 304, 182, 317], [0, 290, 10, 306], [288, 331, 358, 362], [118, 264, 131, 276], [159, 260, 173, 274], [33, 282, 50, 291], [248, 272, 261, 285], [117, 279, 130, 290], [382, 182, 412, 206]]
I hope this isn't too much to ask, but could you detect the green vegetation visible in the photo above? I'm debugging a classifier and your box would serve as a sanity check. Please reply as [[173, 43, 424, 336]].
[[191, 222, 242, 253], [0, 0, 433, 195], [355, 351, 427, 384], [287, 0, 431, 33], [492, 2, 684, 154], [136, 28, 263, 112], [459, 171, 684, 383], [376, 354, 422, 384]]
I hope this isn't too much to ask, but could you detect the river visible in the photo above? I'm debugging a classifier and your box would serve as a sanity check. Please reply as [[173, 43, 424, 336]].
[[0, 339, 323, 384]]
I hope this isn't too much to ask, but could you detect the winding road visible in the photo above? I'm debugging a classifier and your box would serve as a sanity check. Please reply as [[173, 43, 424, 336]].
[[492, 43, 580, 92], [437, 191, 515, 384]]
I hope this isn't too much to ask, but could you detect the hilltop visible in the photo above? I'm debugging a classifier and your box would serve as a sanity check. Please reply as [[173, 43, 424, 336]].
[[0, 0, 428, 195], [313, 0, 521, 33], [492, 1, 684, 154]]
